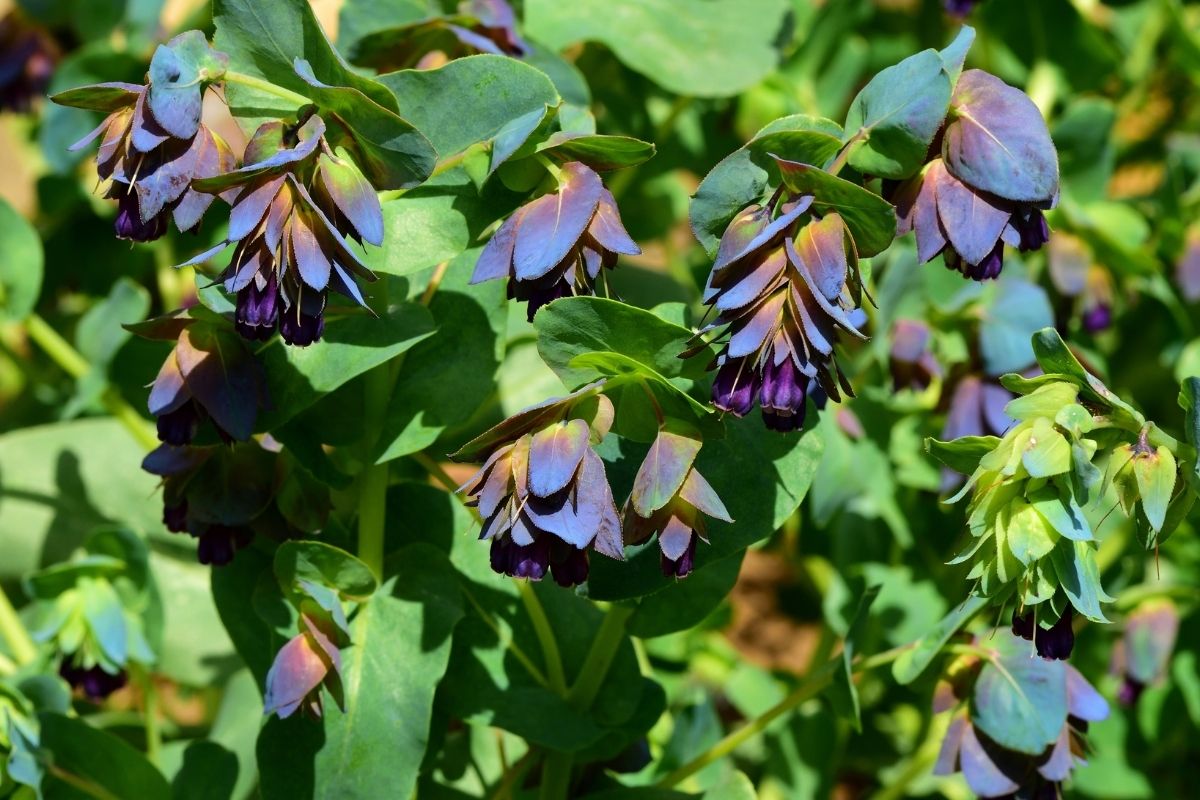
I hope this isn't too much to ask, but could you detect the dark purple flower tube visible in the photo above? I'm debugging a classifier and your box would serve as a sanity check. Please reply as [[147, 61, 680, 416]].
[[59, 661, 127, 701], [759, 356, 809, 432], [711, 357, 760, 418]]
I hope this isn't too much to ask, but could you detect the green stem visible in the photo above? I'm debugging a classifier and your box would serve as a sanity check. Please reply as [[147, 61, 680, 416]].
[[222, 70, 311, 107], [0, 588, 37, 666], [565, 604, 633, 710], [46, 766, 121, 800], [656, 645, 906, 788], [534, 153, 563, 182], [133, 665, 163, 768], [460, 584, 551, 689], [518, 582, 567, 694], [538, 751, 572, 800], [824, 128, 868, 177], [25, 314, 158, 451]]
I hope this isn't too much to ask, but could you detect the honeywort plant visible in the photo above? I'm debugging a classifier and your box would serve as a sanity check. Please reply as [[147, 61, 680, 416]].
[[1, 0, 1199, 798]]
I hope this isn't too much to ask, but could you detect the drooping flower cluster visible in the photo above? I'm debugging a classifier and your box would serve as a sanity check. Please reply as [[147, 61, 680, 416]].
[[146, 322, 267, 446], [1110, 599, 1179, 706], [941, 379, 1111, 657], [25, 529, 157, 700], [264, 583, 349, 720], [453, 382, 625, 586], [472, 161, 640, 320], [1048, 233, 1114, 334], [691, 189, 868, 432], [0, 12, 57, 113], [892, 70, 1059, 281], [182, 114, 383, 346], [889, 319, 942, 393], [934, 631, 1108, 799], [622, 426, 732, 578], [53, 32, 235, 242]]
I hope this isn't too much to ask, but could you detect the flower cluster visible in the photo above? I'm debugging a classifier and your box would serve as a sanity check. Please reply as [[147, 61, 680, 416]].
[[934, 630, 1108, 799], [691, 188, 868, 432], [182, 114, 383, 346], [1110, 599, 1179, 706], [622, 426, 732, 578], [453, 384, 733, 584], [1048, 233, 1114, 334], [25, 529, 157, 700], [940, 378, 1113, 657], [145, 321, 267, 446], [453, 383, 624, 586], [472, 161, 639, 320], [264, 584, 349, 720], [892, 70, 1058, 281], [54, 32, 235, 242], [0, 12, 57, 113]]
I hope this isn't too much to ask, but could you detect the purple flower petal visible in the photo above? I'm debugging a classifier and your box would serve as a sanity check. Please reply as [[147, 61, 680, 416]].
[[512, 162, 603, 281], [527, 419, 590, 499]]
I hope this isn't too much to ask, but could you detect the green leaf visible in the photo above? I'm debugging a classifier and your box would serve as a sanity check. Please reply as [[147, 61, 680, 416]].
[[374, 251, 508, 462], [939, 25, 976, 84], [1030, 327, 1144, 425], [274, 541, 377, 600], [0, 420, 162, 581], [170, 740, 239, 800], [0, 197, 43, 323], [626, 551, 744, 638], [336, 0, 431, 59], [361, 169, 522, 277], [256, 303, 435, 430], [971, 632, 1068, 755], [39, 712, 171, 799], [828, 585, 879, 731], [378, 55, 560, 161], [771, 157, 897, 256], [844, 49, 952, 179], [525, 0, 790, 98], [1132, 446, 1176, 533], [1048, 539, 1111, 623], [291, 59, 436, 190], [892, 595, 987, 684], [700, 771, 757, 800], [214, 0, 398, 111], [257, 544, 463, 799], [925, 435, 999, 475], [534, 297, 709, 388], [691, 115, 844, 256], [534, 133, 655, 171], [1179, 377, 1200, 482], [980, 279, 1054, 376]]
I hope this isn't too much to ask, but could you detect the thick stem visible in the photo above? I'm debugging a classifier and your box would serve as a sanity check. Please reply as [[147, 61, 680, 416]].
[[538, 752, 573, 800], [565, 604, 634, 710], [517, 582, 567, 694], [25, 314, 158, 451], [222, 70, 311, 108], [133, 665, 163, 768], [0, 588, 37, 666]]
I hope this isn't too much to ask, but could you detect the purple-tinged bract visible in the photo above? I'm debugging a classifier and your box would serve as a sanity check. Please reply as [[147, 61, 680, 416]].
[[622, 428, 732, 579], [454, 388, 624, 586], [472, 161, 640, 320], [184, 115, 383, 346], [688, 191, 867, 432]]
